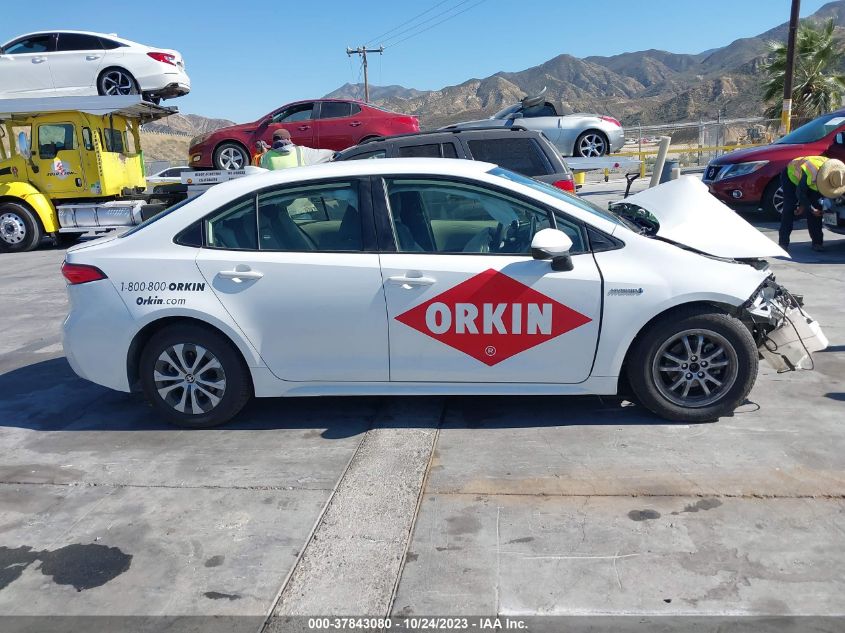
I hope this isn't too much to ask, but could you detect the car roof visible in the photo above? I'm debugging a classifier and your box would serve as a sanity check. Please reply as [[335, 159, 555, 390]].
[[190, 159, 490, 202], [5, 30, 138, 47], [354, 126, 542, 147]]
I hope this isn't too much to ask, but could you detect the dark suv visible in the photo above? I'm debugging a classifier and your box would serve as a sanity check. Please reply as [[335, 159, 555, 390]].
[[334, 127, 575, 192]]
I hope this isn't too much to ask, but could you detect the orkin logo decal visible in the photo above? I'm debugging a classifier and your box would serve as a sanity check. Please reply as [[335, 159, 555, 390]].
[[395, 269, 592, 366]]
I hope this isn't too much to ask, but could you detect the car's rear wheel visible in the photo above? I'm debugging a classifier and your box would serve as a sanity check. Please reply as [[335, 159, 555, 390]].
[[97, 68, 139, 96], [627, 307, 758, 422], [762, 179, 784, 219], [140, 324, 252, 428], [213, 143, 249, 170], [574, 130, 609, 157], [0, 202, 43, 253]]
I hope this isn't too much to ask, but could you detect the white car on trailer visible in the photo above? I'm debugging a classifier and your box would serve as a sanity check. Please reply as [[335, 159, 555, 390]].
[[61, 159, 826, 427]]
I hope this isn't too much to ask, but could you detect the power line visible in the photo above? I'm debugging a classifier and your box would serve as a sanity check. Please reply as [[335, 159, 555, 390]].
[[386, 0, 488, 48], [379, 0, 477, 47], [364, 0, 453, 47]]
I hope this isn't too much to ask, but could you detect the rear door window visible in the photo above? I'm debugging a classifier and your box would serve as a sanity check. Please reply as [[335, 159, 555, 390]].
[[467, 137, 552, 177], [56, 33, 104, 51], [320, 102, 353, 119], [397, 143, 458, 158]]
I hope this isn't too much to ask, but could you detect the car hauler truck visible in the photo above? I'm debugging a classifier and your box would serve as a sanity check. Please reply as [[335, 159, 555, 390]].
[[0, 95, 183, 252]]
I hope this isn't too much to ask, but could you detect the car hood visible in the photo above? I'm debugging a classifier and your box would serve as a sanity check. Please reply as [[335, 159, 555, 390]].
[[713, 141, 825, 164], [623, 176, 788, 259]]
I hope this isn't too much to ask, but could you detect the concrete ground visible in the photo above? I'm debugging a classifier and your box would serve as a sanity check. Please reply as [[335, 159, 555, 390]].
[[1, 180, 843, 632]]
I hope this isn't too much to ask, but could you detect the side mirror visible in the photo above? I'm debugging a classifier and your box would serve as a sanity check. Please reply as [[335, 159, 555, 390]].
[[17, 132, 31, 159], [531, 228, 574, 271], [836, 132, 844, 145], [507, 112, 523, 120]]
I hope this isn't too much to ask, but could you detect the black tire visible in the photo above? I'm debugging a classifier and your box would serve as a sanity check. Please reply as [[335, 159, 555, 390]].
[[139, 324, 252, 428], [212, 142, 249, 170], [574, 130, 610, 157], [97, 67, 139, 97], [762, 179, 784, 219], [0, 202, 43, 253], [626, 306, 758, 423]]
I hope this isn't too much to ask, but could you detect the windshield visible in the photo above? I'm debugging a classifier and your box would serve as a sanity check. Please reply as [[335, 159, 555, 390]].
[[491, 104, 520, 120], [489, 167, 634, 228], [120, 194, 202, 238], [775, 112, 845, 144]]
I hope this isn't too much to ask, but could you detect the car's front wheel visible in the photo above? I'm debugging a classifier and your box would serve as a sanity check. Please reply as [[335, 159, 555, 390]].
[[762, 179, 784, 219], [140, 324, 252, 428], [97, 68, 139, 96], [627, 307, 758, 422], [213, 143, 249, 170], [574, 130, 609, 157]]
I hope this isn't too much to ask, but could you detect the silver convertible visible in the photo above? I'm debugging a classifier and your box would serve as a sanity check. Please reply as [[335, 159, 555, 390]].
[[442, 92, 625, 158]]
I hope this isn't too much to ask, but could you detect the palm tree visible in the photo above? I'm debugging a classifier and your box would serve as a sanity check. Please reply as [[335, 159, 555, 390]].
[[762, 18, 845, 122]]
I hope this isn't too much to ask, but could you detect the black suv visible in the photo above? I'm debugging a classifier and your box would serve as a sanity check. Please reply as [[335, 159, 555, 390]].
[[334, 127, 575, 192]]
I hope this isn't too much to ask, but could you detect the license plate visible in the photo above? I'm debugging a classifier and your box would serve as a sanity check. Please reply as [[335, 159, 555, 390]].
[[823, 211, 838, 226]]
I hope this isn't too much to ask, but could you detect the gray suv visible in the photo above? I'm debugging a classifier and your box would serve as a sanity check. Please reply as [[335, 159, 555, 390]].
[[333, 127, 575, 193]]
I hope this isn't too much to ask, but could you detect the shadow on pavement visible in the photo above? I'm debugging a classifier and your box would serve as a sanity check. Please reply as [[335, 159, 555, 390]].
[[0, 358, 690, 437]]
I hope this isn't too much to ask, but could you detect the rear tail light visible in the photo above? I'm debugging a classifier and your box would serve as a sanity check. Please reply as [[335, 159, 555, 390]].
[[62, 262, 108, 285], [600, 116, 621, 127], [552, 178, 575, 192], [147, 52, 177, 66]]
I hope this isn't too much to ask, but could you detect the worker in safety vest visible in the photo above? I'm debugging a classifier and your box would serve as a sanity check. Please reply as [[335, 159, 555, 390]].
[[779, 156, 845, 252], [259, 129, 333, 170]]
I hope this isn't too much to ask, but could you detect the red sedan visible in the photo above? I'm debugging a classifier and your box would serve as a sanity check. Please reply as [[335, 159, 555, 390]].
[[189, 99, 419, 170], [704, 109, 845, 216]]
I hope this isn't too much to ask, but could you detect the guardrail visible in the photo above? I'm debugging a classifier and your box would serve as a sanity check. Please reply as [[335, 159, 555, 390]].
[[614, 142, 767, 178]]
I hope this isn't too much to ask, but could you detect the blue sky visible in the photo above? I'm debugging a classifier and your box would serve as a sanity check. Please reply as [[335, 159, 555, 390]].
[[3, 0, 832, 122]]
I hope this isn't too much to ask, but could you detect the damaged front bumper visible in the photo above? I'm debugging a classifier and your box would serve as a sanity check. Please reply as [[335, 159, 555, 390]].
[[741, 276, 829, 372]]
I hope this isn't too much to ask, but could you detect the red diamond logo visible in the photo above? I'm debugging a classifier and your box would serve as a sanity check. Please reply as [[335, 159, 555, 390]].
[[395, 269, 593, 366]]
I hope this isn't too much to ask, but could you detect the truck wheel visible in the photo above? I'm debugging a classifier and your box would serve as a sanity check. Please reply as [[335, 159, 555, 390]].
[[626, 306, 758, 423], [213, 143, 249, 170], [0, 202, 43, 253], [762, 180, 784, 219], [139, 324, 252, 428]]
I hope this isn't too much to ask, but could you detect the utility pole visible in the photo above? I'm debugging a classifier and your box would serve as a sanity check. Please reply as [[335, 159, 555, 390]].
[[781, 0, 801, 135], [346, 46, 384, 103]]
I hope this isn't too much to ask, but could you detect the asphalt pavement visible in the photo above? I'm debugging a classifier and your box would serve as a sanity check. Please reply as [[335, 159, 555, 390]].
[[1, 181, 843, 632]]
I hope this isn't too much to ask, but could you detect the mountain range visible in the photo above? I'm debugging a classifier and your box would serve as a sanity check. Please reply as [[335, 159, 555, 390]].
[[324, 0, 845, 129]]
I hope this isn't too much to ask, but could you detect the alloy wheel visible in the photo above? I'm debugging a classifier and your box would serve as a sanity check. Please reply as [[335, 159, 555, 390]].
[[153, 343, 227, 415], [218, 147, 246, 170], [101, 70, 135, 96], [578, 133, 607, 157], [651, 329, 739, 408], [0, 213, 26, 245], [773, 186, 784, 215]]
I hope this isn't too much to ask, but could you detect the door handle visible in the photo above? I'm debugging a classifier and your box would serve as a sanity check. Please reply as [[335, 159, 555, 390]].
[[349, 121, 362, 127], [218, 265, 263, 283], [298, 125, 310, 131], [86, 55, 101, 61], [32, 57, 47, 63], [388, 274, 436, 287]]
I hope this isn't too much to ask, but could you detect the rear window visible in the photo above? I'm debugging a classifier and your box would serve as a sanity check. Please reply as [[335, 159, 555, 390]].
[[468, 137, 551, 177], [121, 195, 202, 238]]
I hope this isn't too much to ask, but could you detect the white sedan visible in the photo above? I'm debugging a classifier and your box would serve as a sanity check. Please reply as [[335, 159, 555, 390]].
[[61, 159, 826, 428], [0, 30, 189, 102]]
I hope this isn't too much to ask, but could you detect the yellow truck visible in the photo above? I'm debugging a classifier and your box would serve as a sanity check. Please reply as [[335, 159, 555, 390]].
[[0, 96, 178, 252]]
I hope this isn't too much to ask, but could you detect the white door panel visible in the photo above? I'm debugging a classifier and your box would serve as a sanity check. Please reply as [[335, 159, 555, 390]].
[[195, 251, 389, 382], [381, 254, 602, 383], [0, 53, 54, 96], [50, 51, 103, 93]]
